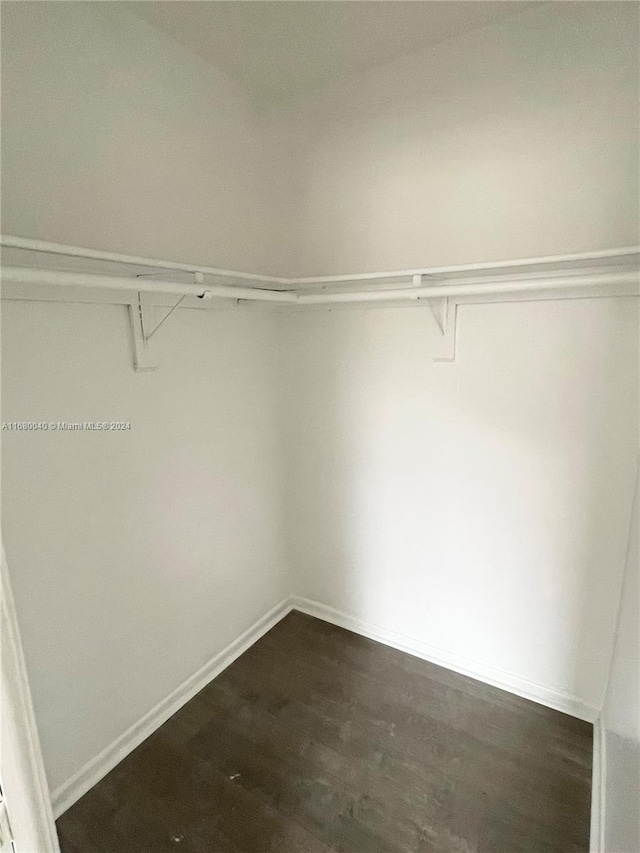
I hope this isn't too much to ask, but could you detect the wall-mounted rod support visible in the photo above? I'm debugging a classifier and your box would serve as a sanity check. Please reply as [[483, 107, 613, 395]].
[[3, 239, 637, 372], [145, 295, 186, 341], [2, 266, 638, 304]]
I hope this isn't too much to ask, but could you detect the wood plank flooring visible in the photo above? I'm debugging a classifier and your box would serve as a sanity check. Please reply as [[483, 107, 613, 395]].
[[56, 611, 592, 853]]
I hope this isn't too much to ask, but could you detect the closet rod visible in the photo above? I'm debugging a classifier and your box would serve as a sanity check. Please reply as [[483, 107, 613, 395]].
[[301, 270, 639, 303], [2, 235, 638, 290], [3, 266, 638, 304], [290, 246, 640, 285], [0, 234, 288, 286], [0, 266, 293, 302]]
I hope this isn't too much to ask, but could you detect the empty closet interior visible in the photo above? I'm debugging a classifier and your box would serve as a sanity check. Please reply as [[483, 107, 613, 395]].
[[1, 2, 638, 852]]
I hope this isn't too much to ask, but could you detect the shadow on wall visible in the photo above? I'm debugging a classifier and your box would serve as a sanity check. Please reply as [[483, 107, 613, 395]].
[[283, 297, 639, 715]]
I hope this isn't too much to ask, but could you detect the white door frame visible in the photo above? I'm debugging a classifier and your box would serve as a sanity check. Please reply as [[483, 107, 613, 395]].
[[1, 544, 60, 852]]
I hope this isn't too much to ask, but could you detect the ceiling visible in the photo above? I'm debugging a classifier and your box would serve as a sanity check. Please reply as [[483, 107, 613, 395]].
[[128, 2, 536, 106]]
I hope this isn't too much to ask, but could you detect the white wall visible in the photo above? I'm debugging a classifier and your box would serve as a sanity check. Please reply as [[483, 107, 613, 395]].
[[602, 466, 639, 852], [269, 0, 640, 718], [1, 301, 288, 795], [2, 0, 639, 817], [1, 0, 290, 796], [279, 299, 639, 715], [265, 1, 639, 276], [0, 1, 286, 275]]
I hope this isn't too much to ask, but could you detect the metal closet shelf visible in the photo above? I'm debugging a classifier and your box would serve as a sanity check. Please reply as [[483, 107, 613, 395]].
[[2, 234, 638, 369]]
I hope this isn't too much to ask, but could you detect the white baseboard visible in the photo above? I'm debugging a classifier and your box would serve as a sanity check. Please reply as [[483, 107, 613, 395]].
[[291, 596, 599, 723], [53, 593, 599, 820], [51, 597, 293, 818], [590, 715, 606, 852]]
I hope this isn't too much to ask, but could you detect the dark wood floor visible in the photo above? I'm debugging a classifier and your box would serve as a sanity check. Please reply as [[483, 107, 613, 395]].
[[57, 611, 592, 853]]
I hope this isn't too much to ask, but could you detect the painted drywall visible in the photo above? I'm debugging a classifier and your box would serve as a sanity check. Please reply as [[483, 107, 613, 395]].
[[3, 1, 636, 280], [0, 2, 286, 275], [602, 466, 639, 852], [264, 1, 639, 276], [2, 0, 639, 815], [0, 0, 291, 801], [267, 0, 640, 721], [1, 301, 288, 794], [278, 298, 639, 714], [128, 2, 533, 107]]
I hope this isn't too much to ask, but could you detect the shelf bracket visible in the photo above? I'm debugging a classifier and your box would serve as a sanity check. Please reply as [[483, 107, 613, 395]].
[[127, 273, 208, 372], [144, 295, 186, 341], [128, 292, 159, 372], [415, 275, 458, 362]]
